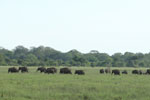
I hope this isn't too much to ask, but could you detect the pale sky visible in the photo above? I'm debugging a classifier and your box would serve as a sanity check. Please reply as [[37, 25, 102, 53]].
[[0, 0, 150, 54]]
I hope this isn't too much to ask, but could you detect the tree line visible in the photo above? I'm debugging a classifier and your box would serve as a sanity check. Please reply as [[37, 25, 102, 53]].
[[0, 46, 149, 67]]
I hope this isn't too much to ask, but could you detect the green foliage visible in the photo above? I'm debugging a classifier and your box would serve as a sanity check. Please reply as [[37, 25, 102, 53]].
[[0, 54, 6, 65], [0, 46, 150, 67]]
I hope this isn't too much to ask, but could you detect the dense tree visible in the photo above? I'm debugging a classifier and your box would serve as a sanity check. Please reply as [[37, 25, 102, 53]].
[[0, 46, 150, 67], [0, 54, 6, 65], [112, 53, 125, 67]]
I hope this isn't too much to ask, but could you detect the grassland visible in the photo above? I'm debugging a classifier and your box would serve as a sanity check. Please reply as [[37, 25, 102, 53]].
[[0, 67, 150, 100]]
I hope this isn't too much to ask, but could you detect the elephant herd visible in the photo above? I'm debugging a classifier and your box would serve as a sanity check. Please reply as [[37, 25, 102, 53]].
[[8, 67, 28, 73], [99, 69, 150, 75], [8, 67, 150, 75], [8, 67, 85, 75]]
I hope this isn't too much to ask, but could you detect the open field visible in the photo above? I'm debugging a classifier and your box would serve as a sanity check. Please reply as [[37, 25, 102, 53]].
[[0, 67, 150, 100]]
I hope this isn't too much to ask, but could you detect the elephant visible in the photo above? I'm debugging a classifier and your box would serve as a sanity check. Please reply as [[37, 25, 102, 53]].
[[8, 67, 19, 73], [45, 67, 57, 74], [18, 67, 28, 73], [50, 67, 57, 73], [132, 70, 139, 74], [112, 69, 120, 75], [99, 69, 104, 74], [37, 67, 46, 73], [122, 70, 128, 74], [74, 70, 85, 75], [146, 69, 150, 74], [60, 68, 72, 74]]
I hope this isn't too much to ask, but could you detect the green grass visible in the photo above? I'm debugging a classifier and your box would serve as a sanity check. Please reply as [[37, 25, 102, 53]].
[[0, 67, 150, 100]]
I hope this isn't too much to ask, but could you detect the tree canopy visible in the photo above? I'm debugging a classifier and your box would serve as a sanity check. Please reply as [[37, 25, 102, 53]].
[[0, 46, 150, 67]]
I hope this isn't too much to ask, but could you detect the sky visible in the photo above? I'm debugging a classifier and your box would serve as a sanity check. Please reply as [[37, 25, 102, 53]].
[[0, 0, 150, 55]]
